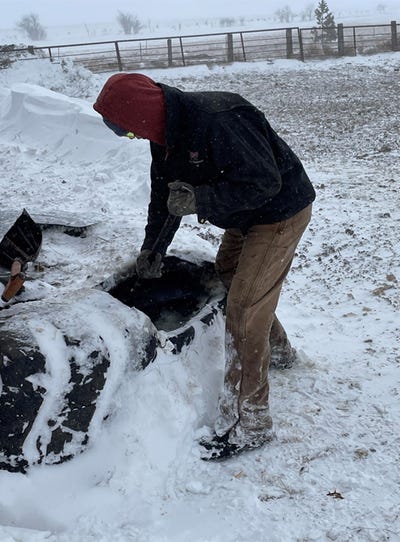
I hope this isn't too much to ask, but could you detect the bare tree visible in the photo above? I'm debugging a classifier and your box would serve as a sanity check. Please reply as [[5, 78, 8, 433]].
[[219, 17, 236, 27], [275, 6, 295, 24], [116, 11, 143, 35], [301, 3, 315, 21], [16, 14, 46, 41]]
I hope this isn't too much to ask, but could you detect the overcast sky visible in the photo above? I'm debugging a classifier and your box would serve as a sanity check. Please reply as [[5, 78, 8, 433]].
[[0, 0, 386, 28]]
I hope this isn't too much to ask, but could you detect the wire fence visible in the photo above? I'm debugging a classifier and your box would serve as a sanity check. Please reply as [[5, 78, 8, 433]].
[[1, 21, 399, 73]]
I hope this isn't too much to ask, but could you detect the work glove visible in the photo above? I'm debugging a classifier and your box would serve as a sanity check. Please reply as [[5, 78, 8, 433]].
[[167, 181, 196, 216], [135, 249, 163, 279]]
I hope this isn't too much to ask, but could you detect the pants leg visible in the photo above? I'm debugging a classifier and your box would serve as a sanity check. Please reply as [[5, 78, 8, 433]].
[[214, 205, 312, 444], [216, 235, 295, 368]]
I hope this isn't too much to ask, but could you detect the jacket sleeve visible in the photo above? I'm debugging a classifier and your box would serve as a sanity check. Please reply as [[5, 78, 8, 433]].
[[194, 112, 282, 222], [141, 144, 181, 253]]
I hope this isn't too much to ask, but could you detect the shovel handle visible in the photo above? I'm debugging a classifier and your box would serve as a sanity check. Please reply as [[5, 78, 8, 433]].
[[149, 214, 181, 259]]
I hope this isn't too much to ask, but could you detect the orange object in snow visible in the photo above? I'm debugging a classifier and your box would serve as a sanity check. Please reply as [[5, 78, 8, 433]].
[[1, 259, 26, 302]]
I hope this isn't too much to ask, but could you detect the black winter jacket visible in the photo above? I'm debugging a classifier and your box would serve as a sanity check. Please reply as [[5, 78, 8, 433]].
[[141, 83, 315, 252]]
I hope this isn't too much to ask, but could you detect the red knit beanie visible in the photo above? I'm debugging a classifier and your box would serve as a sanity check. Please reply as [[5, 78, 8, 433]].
[[93, 73, 166, 146]]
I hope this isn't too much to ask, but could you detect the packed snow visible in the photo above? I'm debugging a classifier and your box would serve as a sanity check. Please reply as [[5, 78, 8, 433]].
[[0, 45, 399, 542]]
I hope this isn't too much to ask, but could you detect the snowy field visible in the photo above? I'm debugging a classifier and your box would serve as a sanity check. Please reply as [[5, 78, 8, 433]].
[[0, 48, 400, 541], [1, 3, 400, 47]]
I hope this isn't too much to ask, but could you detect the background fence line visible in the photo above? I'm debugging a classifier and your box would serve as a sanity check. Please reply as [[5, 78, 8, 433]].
[[1, 21, 399, 73]]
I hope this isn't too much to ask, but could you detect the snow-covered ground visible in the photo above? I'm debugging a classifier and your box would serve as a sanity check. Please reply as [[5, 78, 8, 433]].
[[0, 47, 399, 541]]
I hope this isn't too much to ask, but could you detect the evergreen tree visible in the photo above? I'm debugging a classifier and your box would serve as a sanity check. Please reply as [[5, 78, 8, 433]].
[[314, 0, 337, 42]]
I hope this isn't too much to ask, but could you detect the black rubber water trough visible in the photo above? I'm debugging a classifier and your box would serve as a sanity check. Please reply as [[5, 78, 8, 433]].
[[0, 255, 225, 473], [0, 212, 228, 472], [105, 256, 217, 328]]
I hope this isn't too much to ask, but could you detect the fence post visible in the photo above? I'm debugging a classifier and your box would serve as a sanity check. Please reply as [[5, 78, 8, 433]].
[[337, 23, 345, 56], [286, 28, 294, 58], [239, 32, 247, 61], [391, 21, 398, 51], [114, 42, 123, 71], [179, 37, 185, 67], [352, 26, 357, 55], [227, 33, 234, 62], [298, 28, 305, 61], [167, 38, 173, 67]]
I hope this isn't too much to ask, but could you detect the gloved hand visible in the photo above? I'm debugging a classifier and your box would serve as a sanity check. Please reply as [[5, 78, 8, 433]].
[[167, 181, 196, 216], [135, 249, 163, 279]]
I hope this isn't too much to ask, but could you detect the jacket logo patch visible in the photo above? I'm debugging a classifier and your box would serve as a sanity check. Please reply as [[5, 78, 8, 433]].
[[189, 151, 204, 165]]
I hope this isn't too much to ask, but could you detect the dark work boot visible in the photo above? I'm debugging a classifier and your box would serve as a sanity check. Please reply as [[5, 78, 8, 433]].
[[199, 432, 241, 460], [199, 430, 272, 461], [269, 316, 297, 369], [270, 344, 298, 369]]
